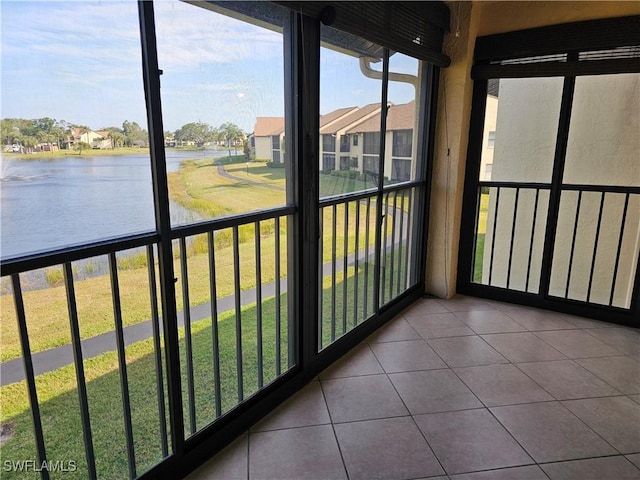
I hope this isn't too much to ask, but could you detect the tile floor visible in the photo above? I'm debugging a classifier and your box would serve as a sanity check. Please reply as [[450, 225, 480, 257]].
[[187, 295, 640, 480]]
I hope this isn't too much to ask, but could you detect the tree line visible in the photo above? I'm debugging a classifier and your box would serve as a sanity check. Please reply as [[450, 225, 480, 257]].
[[168, 121, 246, 157], [1, 117, 248, 157], [0, 117, 149, 151]]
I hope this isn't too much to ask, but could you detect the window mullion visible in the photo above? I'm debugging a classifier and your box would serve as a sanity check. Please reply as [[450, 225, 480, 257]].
[[137, 0, 185, 456]]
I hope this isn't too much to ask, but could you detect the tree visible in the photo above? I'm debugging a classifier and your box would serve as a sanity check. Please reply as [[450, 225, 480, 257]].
[[174, 122, 212, 148], [75, 141, 91, 154], [107, 130, 125, 149], [218, 122, 245, 158], [122, 120, 148, 147]]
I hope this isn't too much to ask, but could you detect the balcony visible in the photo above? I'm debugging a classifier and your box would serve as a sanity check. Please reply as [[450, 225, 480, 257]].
[[1, 1, 638, 479], [188, 295, 640, 479]]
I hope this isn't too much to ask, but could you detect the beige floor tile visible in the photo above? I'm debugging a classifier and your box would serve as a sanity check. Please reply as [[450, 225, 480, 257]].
[[334, 417, 444, 479], [454, 364, 554, 406], [370, 339, 447, 373], [321, 374, 408, 423], [249, 425, 347, 480], [251, 381, 330, 432], [540, 456, 640, 480], [491, 402, 617, 463], [414, 409, 532, 474], [389, 369, 482, 414], [516, 360, 621, 399], [562, 396, 640, 454]]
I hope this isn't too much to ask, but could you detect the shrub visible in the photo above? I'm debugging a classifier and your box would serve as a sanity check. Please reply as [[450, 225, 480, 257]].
[[44, 267, 64, 286], [266, 161, 285, 169]]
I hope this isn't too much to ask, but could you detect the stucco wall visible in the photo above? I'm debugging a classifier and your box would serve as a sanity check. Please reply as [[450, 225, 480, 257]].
[[425, 0, 640, 298], [254, 136, 272, 161]]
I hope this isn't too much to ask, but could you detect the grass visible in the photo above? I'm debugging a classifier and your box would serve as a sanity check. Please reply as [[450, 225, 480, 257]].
[[0, 157, 384, 362], [4, 147, 150, 161], [0, 263, 393, 479], [0, 294, 289, 479], [473, 193, 489, 282], [0, 153, 411, 477]]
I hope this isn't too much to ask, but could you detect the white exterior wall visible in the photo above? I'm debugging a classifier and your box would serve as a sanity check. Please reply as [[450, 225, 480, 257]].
[[254, 136, 272, 161], [479, 95, 498, 181], [482, 74, 640, 307]]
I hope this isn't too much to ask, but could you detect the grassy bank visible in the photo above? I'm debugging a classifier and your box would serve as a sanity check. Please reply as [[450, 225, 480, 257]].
[[3, 147, 150, 160], [0, 263, 382, 479], [0, 156, 382, 362]]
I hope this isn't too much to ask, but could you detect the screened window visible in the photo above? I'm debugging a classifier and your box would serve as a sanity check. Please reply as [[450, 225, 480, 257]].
[[322, 134, 336, 152], [392, 129, 412, 157], [363, 132, 380, 155], [340, 134, 350, 152]]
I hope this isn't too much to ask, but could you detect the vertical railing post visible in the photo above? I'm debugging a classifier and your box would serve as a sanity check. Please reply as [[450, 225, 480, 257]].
[[137, 0, 184, 455], [12, 275, 50, 480], [63, 263, 97, 479]]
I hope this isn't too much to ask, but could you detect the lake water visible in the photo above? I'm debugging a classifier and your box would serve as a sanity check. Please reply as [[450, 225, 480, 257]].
[[0, 149, 226, 260]]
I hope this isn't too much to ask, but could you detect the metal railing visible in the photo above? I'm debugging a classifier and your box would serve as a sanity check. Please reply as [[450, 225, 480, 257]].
[[318, 184, 419, 350], [472, 181, 640, 310], [1, 205, 294, 479]]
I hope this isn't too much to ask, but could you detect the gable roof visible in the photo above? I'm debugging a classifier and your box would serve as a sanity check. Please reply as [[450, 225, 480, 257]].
[[253, 117, 284, 137], [319, 106, 358, 128], [319, 103, 382, 135], [346, 101, 415, 134]]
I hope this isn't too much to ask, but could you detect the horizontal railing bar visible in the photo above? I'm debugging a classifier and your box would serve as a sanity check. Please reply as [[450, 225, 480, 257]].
[[477, 181, 551, 189], [320, 189, 378, 208], [1, 232, 159, 276], [381, 180, 425, 194], [169, 206, 296, 239], [560, 184, 640, 194], [478, 182, 640, 194], [465, 281, 635, 314], [319, 181, 423, 208]]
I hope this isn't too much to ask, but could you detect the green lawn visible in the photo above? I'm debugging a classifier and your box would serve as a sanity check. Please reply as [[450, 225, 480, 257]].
[[1, 157, 383, 363], [0, 155, 410, 478], [1, 263, 386, 479], [473, 192, 489, 282]]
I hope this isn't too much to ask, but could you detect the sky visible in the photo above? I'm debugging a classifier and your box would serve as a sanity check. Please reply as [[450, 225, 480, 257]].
[[1, 0, 417, 133]]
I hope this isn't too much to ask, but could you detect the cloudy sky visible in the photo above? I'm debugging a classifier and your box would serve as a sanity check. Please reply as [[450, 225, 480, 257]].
[[1, 0, 417, 133]]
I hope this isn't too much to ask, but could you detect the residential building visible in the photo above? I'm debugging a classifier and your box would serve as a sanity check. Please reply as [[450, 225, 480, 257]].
[[251, 117, 284, 162]]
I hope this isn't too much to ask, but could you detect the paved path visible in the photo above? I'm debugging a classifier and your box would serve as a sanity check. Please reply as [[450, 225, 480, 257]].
[[1, 204, 409, 386]]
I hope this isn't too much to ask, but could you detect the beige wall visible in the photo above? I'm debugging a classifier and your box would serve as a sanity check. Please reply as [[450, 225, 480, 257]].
[[425, 0, 640, 298], [254, 136, 272, 161], [479, 95, 497, 181]]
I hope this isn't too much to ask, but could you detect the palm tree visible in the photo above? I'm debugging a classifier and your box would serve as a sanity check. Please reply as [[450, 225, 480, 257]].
[[219, 122, 244, 159]]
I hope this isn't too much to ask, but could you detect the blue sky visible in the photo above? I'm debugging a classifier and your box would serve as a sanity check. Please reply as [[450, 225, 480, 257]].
[[1, 0, 417, 133]]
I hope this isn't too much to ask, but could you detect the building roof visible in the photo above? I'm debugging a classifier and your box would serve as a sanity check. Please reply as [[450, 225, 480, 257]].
[[253, 117, 285, 137], [346, 101, 415, 134], [319, 106, 358, 129], [319, 103, 382, 135]]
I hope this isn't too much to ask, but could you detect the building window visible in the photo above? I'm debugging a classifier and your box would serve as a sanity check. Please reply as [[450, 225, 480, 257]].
[[353, 135, 358, 146], [392, 129, 412, 158], [391, 158, 411, 181], [363, 155, 378, 174], [363, 132, 380, 155], [322, 153, 336, 171], [340, 134, 350, 152], [322, 134, 336, 152], [487, 130, 495, 148]]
